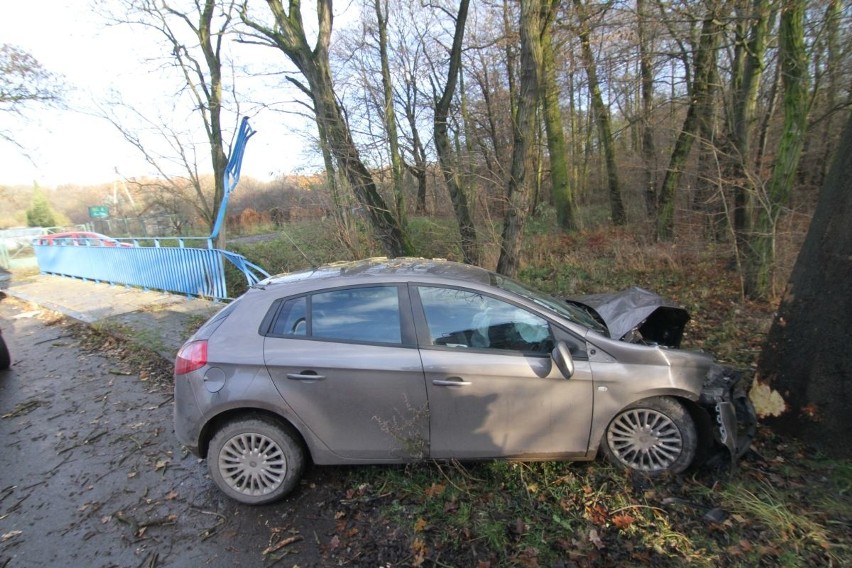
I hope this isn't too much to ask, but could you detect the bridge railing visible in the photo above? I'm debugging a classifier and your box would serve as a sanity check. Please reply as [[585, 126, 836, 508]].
[[33, 237, 269, 301]]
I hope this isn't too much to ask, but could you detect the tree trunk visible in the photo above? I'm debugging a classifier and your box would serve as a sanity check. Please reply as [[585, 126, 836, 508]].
[[755, 115, 852, 458], [572, 0, 625, 226], [744, 0, 809, 298], [497, 0, 544, 277], [241, 0, 412, 258], [433, 0, 479, 265], [636, 0, 658, 217], [656, 2, 721, 240], [374, 0, 406, 226], [728, 0, 774, 272], [541, 0, 576, 231]]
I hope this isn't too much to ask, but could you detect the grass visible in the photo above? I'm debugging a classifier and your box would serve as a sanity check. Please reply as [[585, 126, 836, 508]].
[[225, 213, 848, 566]]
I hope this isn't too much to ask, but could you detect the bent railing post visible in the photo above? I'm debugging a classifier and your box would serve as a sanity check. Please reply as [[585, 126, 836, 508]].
[[210, 117, 256, 243]]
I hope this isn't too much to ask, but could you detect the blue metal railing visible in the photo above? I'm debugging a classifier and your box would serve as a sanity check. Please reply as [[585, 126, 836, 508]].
[[33, 117, 269, 300], [33, 237, 269, 300]]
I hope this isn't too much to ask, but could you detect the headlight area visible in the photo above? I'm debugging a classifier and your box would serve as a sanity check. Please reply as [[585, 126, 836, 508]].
[[697, 365, 758, 465]]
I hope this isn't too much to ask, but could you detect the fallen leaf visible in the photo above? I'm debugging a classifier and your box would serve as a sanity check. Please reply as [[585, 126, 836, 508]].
[[612, 514, 635, 530], [414, 518, 428, 533], [589, 528, 605, 550], [424, 483, 445, 498]]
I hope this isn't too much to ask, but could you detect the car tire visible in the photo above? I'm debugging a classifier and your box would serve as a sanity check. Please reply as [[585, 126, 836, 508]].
[[208, 416, 306, 505], [601, 397, 697, 474], [0, 333, 9, 370]]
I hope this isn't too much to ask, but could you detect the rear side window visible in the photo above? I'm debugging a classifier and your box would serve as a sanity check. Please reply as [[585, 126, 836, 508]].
[[268, 286, 403, 345], [271, 297, 307, 336]]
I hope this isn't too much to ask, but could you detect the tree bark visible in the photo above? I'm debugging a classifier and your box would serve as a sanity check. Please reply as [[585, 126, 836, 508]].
[[572, 0, 625, 226], [636, 0, 658, 217], [728, 0, 774, 268], [241, 0, 412, 258], [374, 0, 406, 226], [656, 1, 722, 240], [433, 0, 479, 265], [755, 115, 852, 458], [496, 0, 544, 277], [744, 0, 809, 298], [541, 0, 577, 231]]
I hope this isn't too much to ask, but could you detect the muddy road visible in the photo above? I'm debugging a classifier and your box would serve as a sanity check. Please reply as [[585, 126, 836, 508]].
[[0, 299, 344, 567]]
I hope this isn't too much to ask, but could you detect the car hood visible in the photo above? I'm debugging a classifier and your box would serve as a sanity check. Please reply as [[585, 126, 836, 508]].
[[566, 287, 690, 348]]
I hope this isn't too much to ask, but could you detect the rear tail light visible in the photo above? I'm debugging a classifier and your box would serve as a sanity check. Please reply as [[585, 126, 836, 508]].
[[175, 340, 208, 375]]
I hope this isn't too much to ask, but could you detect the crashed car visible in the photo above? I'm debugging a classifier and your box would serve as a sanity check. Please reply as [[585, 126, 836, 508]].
[[174, 258, 755, 505]]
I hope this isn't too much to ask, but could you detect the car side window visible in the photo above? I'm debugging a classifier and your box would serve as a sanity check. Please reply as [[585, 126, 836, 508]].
[[269, 287, 403, 344], [313, 286, 402, 344], [418, 286, 554, 354], [271, 296, 308, 336]]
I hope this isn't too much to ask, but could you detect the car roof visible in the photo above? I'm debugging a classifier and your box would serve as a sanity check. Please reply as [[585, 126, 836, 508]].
[[258, 257, 493, 290]]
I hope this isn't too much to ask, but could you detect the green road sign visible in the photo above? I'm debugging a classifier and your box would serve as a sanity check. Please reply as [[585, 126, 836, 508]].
[[88, 206, 109, 219]]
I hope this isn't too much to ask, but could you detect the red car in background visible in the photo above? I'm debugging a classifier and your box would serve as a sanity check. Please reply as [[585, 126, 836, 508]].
[[34, 231, 133, 248]]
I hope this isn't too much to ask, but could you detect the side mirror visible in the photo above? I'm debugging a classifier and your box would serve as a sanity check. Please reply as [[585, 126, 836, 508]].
[[552, 341, 575, 379]]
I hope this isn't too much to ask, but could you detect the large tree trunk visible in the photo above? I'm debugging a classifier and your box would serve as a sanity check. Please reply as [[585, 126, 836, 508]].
[[755, 115, 852, 458], [572, 0, 625, 226], [497, 0, 544, 277], [744, 0, 809, 298], [433, 0, 479, 265], [541, 0, 577, 231], [241, 0, 412, 258]]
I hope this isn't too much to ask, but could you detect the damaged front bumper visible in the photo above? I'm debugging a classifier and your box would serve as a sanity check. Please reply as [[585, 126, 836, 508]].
[[698, 365, 757, 463]]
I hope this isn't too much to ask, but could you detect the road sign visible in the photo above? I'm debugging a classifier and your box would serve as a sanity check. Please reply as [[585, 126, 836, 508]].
[[88, 206, 109, 219]]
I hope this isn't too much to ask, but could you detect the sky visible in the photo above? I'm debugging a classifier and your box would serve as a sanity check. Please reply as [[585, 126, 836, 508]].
[[0, 1, 322, 188]]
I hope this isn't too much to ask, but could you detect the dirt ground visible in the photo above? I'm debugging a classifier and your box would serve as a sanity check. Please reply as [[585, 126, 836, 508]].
[[0, 298, 346, 567]]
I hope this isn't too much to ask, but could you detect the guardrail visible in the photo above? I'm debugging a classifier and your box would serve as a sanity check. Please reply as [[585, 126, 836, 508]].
[[33, 237, 269, 301]]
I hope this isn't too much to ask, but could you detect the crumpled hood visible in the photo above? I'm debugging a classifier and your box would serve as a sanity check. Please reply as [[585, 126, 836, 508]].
[[566, 287, 690, 348]]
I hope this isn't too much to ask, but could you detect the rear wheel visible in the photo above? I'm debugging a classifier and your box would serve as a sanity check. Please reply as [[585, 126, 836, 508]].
[[208, 417, 305, 505], [602, 397, 697, 474]]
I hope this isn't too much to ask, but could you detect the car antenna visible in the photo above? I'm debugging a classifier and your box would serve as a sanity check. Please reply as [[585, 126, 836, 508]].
[[279, 226, 319, 269]]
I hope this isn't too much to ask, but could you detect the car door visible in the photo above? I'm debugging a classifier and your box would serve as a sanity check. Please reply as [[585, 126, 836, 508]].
[[263, 284, 429, 461], [413, 285, 594, 459]]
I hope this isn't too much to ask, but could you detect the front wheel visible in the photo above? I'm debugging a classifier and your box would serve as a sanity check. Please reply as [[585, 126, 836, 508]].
[[208, 417, 306, 505], [601, 397, 697, 474]]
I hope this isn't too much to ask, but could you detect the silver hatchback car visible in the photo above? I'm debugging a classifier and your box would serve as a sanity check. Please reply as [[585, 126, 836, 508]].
[[174, 258, 754, 504]]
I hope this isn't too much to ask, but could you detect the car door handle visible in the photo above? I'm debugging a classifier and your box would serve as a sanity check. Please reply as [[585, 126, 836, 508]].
[[286, 372, 326, 381], [432, 378, 472, 387]]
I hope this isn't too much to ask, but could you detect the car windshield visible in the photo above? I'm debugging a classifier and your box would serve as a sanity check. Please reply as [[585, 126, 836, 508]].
[[491, 274, 609, 336]]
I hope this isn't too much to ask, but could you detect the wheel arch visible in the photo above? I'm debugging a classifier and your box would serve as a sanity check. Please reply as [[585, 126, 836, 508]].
[[198, 407, 309, 461], [594, 394, 708, 473], [588, 389, 702, 455]]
